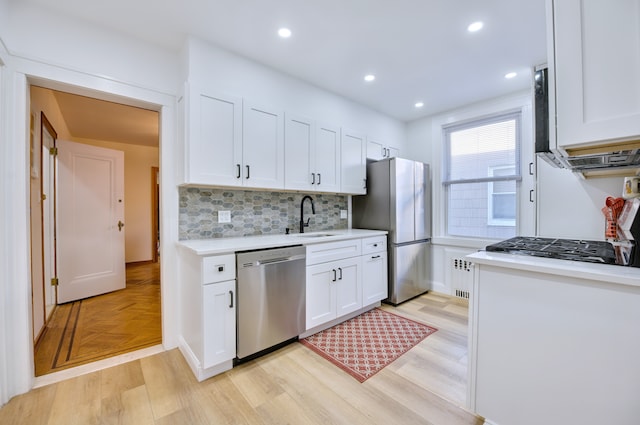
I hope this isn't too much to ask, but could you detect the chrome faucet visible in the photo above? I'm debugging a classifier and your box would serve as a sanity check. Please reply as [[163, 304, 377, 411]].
[[300, 195, 316, 233]]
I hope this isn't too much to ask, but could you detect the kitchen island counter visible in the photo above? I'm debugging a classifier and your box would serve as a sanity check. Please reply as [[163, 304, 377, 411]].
[[468, 250, 640, 288], [177, 229, 387, 256], [466, 250, 640, 425]]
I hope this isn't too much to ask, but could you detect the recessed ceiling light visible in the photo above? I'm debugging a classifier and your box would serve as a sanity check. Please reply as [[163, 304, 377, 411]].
[[467, 21, 484, 32], [415, 102, 424, 108], [504, 72, 517, 79], [278, 28, 292, 38], [364, 74, 376, 82]]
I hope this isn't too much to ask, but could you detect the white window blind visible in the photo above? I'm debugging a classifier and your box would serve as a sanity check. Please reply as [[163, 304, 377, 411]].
[[443, 112, 521, 238], [443, 112, 521, 185]]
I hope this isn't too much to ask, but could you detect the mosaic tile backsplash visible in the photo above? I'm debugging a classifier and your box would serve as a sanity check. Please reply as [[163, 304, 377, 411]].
[[179, 187, 348, 240]]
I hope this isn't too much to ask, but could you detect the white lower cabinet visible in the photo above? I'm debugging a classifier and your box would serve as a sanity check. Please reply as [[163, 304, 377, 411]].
[[306, 257, 362, 329], [202, 280, 236, 369], [362, 238, 388, 305], [179, 251, 236, 381], [305, 236, 388, 331]]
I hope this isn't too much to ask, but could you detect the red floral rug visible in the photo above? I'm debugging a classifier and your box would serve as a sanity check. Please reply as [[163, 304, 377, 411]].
[[300, 308, 437, 382]]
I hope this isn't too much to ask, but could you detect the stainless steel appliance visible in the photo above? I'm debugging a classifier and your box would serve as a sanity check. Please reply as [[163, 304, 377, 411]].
[[353, 157, 431, 305], [236, 245, 306, 361], [534, 65, 640, 172]]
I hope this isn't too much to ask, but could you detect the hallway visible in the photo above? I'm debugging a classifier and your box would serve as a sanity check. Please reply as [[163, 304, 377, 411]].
[[34, 262, 161, 376]]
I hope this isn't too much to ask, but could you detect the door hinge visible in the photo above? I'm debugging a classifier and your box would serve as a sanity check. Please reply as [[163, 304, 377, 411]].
[[42, 193, 47, 201], [51, 277, 59, 286], [49, 147, 58, 156]]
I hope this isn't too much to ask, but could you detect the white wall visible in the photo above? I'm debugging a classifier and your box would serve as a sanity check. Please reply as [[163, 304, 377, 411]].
[[5, 2, 179, 95], [0, 7, 179, 406], [537, 161, 622, 240], [185, 37, 407, 150]]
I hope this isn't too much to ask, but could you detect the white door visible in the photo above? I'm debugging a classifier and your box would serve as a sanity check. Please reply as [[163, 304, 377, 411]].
[[57, 140, 125, 303]]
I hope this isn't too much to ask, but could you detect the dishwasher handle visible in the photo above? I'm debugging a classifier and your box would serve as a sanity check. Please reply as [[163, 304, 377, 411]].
[[240, 254, 305, 268]]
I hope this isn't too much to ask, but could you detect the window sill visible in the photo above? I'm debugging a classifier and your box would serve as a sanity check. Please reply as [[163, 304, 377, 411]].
[[431, 236, 503, 250]]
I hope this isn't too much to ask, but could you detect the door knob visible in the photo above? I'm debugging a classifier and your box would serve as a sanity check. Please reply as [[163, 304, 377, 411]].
[[118, 220, 125, 231]]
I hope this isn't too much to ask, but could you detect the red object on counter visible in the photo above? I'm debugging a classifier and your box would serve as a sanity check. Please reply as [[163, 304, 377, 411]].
[[602, 196, 625, 239]]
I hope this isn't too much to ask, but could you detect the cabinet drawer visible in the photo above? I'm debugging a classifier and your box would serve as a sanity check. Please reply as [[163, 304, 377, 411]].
[[362, 236, 387, 255], [202, 254, 236, 284], [306, 239, 362, 265]]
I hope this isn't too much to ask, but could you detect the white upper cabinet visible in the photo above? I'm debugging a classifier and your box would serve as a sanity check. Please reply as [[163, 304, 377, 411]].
[[367, 139, 399, 161], [285, 116, 341, 193], [242, 101, 285, 189], [182, 85, 371, 194], [284, 114, 315, 191], [314, 123, 341, 193], [549, 0, 640, 150], [341, 129, 367, 194], [184, 86, 242, 186]]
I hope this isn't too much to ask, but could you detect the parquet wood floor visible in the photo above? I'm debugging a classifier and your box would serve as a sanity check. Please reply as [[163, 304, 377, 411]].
[[4, 291, 482, 424], [34, 262, 162, 376]]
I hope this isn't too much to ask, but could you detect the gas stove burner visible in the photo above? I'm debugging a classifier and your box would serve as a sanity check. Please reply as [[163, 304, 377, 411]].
[[486, 237, 618, 265]]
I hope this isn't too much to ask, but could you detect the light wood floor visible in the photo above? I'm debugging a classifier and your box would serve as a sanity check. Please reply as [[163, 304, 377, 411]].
[[3, 291, 482, 424], [34, 262, 162, 376]]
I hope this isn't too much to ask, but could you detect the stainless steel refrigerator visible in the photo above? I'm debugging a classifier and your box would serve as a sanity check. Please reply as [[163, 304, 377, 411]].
[[353, 157, 431, 305]]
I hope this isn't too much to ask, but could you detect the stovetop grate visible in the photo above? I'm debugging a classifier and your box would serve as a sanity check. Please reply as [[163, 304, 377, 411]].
[[485, 237, 617, 265]]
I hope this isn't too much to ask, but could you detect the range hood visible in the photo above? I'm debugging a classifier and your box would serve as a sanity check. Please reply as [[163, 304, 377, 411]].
[[534, 65, 640, 176]]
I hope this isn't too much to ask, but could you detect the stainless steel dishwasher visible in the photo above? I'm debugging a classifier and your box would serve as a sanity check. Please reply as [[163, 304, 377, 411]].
[[236, 245, 306, 361]]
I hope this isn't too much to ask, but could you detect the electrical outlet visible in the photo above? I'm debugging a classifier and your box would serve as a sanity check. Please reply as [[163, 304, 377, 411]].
[[340, 209, 348, 219], [218, 210, 231, 223]]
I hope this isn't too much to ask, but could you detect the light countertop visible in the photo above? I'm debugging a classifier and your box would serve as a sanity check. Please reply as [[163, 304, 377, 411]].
[[177, 229, 388, 256], [467, 250, 640, 288]]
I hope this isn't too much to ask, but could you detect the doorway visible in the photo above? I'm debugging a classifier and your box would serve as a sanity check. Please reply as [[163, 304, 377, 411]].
[[29, 85, 162, 376]]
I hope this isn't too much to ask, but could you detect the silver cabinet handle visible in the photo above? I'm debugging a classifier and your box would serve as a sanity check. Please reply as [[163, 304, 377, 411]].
[[332, 269, 337, 282], [372, 255, 381, 259], [338, 267, 343, 280], [236, 164, 241, 179], [317, 173, 321, 185], [229, 290, 234, 308], [363, 178, 367, 189], [311, 173, 316, 184], [529, 189, 534, 203], [246, 165, 250, 179]]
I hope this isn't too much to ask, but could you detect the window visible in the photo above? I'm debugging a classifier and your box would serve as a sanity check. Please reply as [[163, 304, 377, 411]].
[[488, 165, 516, 226], [443, 112, 521, 239]]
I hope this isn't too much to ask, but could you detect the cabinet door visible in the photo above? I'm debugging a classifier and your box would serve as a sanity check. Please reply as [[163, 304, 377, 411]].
[[387, 146, 400, 158], [285, 114, 314, 191], [203, 280, 236, 369], [243, 101, 285, 189], [186, 86, 242, 186], [335, 257, 362, 318], [363, 251, 388, 305], [306, 263, 337, 329], [367, 140, 385, 161], [315, 123, 341, 193], [341, 129, 366, 194], [551, 0, 640, 148]]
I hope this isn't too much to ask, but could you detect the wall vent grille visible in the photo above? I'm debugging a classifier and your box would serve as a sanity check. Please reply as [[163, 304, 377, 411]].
[[452, 258, 472, 300]]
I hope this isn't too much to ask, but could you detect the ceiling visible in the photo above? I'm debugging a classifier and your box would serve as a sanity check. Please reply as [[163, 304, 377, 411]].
[[47, 89, 160, 147], [23, 0, 546, 129]]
